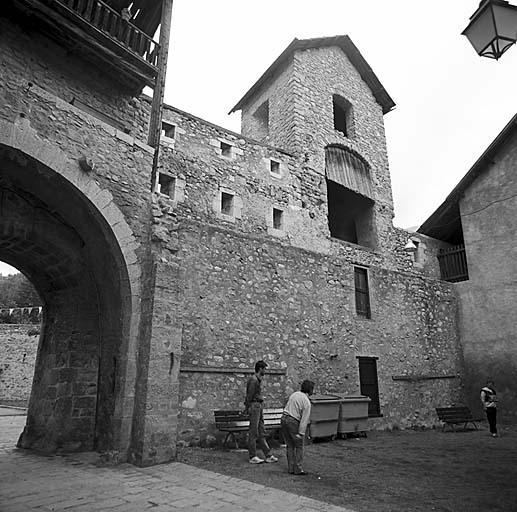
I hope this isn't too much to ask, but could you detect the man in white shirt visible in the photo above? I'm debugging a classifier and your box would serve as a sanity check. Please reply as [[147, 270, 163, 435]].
[[281, 380, 315, 475]]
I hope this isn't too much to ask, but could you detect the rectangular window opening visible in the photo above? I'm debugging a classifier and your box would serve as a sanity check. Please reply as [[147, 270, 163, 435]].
[[273, 208, 283, 230], [161, 121, 176, 139], [333, 95, 351, 137], [354, 267, 371, 319], [270, 160, 281, 176], [326, 179, 375, 249], [157, 174, 176, 198], [220, 142, 232, 157], [221, 192, 234, 216]]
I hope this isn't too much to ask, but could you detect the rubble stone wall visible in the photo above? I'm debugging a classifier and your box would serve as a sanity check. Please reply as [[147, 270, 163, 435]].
[[170, 221, 462, 444], [0, 324, 38, 404]]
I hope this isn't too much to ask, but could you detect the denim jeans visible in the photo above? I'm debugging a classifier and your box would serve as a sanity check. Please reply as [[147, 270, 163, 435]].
[[281, 415, 304, 474], [248, 402, 270, 458]]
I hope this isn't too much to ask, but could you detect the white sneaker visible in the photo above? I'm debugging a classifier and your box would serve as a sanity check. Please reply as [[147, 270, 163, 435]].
[[264, 455, 278, 463], [249, 456, 264, 464]]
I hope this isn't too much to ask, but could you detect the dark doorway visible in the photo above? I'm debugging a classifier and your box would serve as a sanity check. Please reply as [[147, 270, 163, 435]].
[[358, 357, 381, 417]]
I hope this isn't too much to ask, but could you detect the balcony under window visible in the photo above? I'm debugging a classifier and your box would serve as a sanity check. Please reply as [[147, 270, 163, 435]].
[[8, 0, 162, 92]]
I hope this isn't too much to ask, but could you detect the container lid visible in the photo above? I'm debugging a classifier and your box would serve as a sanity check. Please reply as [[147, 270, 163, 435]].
[[310, 394, 341, 402], [330, 393, 371, 401]]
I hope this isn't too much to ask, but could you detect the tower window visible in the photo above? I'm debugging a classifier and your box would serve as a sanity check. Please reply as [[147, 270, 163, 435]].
[[325, 145, 375, 249], [326, 179, 375, 248], [333, 95, 352, 137], [272, 208, 283, 230], [221, 192, 234, 216]]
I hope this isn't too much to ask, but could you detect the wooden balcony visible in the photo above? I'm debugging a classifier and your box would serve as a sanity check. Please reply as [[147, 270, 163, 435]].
[[9, 0, 161, 92], [437, 244, 469, 283]]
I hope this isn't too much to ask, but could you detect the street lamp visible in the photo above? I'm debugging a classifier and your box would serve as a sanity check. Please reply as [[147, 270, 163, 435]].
[[462, 0, 517, 59]]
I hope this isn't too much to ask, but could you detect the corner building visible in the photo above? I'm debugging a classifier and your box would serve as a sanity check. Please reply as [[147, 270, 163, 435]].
[[0, 2, 463, 466]]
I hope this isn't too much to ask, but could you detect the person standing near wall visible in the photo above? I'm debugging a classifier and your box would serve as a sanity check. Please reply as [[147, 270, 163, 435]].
[[481, 379, 498, 437], [281, 379, 315, 475], [245, 360, 278, 464]]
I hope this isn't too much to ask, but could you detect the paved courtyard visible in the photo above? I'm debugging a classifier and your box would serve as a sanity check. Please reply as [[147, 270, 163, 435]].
[[0, 409, 354, 512]]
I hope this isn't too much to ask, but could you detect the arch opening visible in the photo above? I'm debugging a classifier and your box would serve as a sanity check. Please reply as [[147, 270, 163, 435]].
[[0, 144, 134, 454], [0, 266, 42, 409]]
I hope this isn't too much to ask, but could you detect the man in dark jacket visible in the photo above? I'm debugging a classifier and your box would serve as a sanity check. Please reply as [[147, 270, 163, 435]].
[[481, 379, 498, 437], [245, 360, 278, 464]]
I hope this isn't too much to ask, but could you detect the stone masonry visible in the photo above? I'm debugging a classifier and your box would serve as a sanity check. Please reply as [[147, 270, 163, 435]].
[[0, 324, 39, 405], [0, 13, 465, 466]]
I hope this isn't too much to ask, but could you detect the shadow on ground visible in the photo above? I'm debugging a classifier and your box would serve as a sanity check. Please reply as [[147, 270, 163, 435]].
[[178, 426, 517, 512]]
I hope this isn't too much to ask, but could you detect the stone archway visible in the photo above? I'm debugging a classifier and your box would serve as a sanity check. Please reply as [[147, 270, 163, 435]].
[[0, 121, 143, 456]]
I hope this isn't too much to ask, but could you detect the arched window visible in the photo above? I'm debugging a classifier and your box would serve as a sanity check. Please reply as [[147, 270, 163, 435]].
[[325, 145, 376, 248]]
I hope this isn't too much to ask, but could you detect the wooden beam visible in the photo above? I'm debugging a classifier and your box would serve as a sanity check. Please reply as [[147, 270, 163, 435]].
[[148, 0, 173, 191]]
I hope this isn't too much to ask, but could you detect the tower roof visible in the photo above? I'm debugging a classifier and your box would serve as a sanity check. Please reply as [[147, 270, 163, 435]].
[[418, 113, 517, 243], [229, 35, 396, 115]]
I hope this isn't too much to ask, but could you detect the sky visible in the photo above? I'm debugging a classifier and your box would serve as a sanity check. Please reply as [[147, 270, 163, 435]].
[[2, 0, 517, 275], [164, 0, 517, 227]]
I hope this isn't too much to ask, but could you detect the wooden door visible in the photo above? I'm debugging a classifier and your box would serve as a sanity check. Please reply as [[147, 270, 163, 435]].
[[358, 357, 381, 416]]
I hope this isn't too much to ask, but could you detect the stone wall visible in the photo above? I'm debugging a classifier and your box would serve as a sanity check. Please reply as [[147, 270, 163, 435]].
[[146, 49, 464, 445], [456, 129, 517, 424], [0, 324, 39, 404], [0, 17, 150, 141], [168, 221, 462, 445], [239, 45, 395, 262], [1, 11, 468, 464], [1, 15, 153, 460]]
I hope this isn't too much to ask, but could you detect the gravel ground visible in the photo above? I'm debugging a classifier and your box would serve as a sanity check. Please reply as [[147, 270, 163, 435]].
[[177, 425, 517, 512]]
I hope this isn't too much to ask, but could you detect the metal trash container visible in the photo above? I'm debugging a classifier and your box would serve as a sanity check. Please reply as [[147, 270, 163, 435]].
[[332, 394, 371, 436], [308, 394, 341, 439]]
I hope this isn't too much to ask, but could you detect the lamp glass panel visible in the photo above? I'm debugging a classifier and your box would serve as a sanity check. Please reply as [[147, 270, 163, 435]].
[[493, 4, 517, 40], [464, 5, 497, 53]]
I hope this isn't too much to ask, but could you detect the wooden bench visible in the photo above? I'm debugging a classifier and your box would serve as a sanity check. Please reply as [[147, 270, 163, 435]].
[[214, 408, 284, 448], [435, 406, 482, 432]]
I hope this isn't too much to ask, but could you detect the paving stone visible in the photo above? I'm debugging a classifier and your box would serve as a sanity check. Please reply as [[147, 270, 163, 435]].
[[0, 415, 356, 512]]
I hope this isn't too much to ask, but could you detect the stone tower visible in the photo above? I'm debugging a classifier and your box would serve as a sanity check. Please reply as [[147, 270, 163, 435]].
[[231, 36, 396, 252]]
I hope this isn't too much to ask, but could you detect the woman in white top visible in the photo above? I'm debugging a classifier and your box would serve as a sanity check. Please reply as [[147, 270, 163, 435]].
[[281, 380, 315, 475]]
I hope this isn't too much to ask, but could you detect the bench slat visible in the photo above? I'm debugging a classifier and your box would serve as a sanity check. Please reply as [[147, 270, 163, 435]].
[[214, 408, 284, 448]]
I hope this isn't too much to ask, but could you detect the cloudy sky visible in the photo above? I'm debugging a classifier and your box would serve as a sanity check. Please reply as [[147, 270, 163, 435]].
[[2, 0, 516, 275]]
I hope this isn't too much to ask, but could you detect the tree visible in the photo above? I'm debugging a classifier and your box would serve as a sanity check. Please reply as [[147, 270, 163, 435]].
[[0, 273, 42, 308]]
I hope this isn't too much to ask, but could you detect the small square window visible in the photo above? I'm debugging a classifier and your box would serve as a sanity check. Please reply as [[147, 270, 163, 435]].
[[161, 121, 176, 139], [273, 208, 283, 230], [270, 160, 281, 176], [221, 192, 234, 215], [220, 142, 232, 157], [157, 173, 176, 198]]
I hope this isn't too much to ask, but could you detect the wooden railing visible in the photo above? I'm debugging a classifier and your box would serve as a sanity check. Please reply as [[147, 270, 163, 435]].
[[55, 0, 159, 67], [437, 244, 469, 282]]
